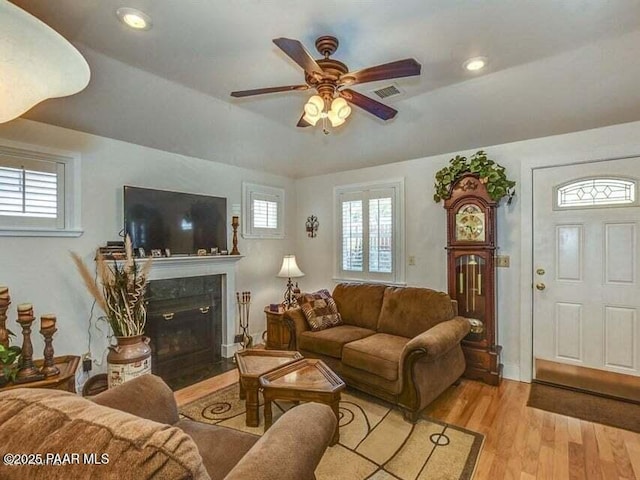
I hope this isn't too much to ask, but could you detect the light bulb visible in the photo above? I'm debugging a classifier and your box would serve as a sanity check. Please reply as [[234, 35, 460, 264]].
[[463, 57, 488, 71]]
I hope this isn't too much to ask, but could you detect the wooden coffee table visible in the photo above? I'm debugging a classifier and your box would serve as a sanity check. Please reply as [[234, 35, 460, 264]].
[[234, 349, 303, 427], [259, 358, 345, 445]]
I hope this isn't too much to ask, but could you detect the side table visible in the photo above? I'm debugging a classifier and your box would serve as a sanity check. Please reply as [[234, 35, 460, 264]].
[[234, 349, 303, 427], [0, 355, 80, 393], [260, 358, 345, 445], [264, 306, 294, 350]]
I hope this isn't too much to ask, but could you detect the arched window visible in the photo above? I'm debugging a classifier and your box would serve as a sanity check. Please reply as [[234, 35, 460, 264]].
[[555, 177, 637, 209]]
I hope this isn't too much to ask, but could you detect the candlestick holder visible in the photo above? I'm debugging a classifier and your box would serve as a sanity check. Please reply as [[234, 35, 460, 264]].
[[14, 304, 45, 383], [0, 286, 10, 348], [231, 216, 240, 255], [40, 314, 60, 377]]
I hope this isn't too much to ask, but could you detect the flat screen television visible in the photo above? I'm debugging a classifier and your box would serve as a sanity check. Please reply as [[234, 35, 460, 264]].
[[124, 186, 227, 255]]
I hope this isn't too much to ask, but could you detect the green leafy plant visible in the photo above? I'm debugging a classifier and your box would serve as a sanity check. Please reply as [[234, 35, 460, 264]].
[[433, 151, 516, 203], [0, 343, 22, 382]]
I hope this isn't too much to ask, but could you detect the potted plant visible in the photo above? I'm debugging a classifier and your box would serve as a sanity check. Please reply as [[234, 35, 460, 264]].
[[71, 236, 153, 388], [0, 340, 21, 387], [433, 151, 516, 203]]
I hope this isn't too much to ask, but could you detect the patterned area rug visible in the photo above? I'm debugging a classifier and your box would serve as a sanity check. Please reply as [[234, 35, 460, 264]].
[[180, 383, 483, 480]]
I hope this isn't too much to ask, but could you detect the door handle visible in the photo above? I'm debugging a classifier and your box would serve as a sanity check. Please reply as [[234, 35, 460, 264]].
[[200, 306, 210, 314], [162, 312, 175, 320], [535, 283, 546, 291]]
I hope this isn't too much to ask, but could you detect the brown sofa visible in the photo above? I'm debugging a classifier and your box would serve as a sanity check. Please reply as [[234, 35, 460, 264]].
[[285, 283, 471, 421], [0, 374, 336, 480]]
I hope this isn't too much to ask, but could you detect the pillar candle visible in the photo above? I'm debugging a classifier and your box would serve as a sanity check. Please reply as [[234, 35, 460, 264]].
[[41, 314, 57, 330]]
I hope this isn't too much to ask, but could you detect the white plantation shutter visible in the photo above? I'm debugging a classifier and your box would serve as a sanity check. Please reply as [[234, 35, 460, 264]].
[[252, 198, 278, 229], [336, 180, 404, 283], [242, 183, 285, 238], [369, 194, 393, 273], [341, 198, 363, 271], [0, 156, 64, 229]]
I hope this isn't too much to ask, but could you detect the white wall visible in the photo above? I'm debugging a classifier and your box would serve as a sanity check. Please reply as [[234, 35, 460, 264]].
[[0, 119, 296, 373], [294, 120, 640, 381]]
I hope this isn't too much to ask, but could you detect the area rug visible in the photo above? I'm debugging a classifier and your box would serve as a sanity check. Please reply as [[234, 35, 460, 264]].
[[528, 382, 640, 433], [180, 383, 483, 480]]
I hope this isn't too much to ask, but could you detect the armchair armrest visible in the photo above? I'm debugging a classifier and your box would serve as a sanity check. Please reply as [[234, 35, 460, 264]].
[[224, 402, 336, 480], [402, 316, 471, 362], [91, 374, 179, 425], [282, 307, 308, 349]]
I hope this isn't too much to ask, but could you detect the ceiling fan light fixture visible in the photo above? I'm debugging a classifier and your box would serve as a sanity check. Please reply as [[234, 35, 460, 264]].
[[304, 95, 324, 118], [302, 113, 319, 126], [116, 7, 152, 30], [463, 56, 488, 72], [327, 109, 345, 127], [331, 97, 351, 120]]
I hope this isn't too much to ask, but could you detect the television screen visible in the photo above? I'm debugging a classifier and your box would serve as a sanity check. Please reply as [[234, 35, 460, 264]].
[[124, 186, 227, 255]]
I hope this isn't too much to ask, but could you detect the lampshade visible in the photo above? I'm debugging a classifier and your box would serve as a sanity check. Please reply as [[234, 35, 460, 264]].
[[304, 95, 324, 118], [277, 255, 305, 278], [0, 1, 91, 123], [331, 97, 352, 120], [327, 109, 345, 127], [302, 113, 320, 126]]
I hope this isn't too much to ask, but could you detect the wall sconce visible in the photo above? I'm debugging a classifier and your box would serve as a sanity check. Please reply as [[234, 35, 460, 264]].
[[306, 215, 319, 238]]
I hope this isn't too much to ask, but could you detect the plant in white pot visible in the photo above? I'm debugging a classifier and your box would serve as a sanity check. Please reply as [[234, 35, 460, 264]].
[[72, 236, 152, 388]]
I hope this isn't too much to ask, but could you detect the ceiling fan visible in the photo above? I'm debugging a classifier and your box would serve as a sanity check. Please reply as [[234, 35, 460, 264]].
[[230, 36, 421, 132]]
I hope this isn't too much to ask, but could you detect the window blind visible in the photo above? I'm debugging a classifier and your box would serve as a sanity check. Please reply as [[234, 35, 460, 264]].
[[341, 199, 363, 271], [252, 198, 278, 229], [369, 197, 393, 273], [0, 165, 58, 218]]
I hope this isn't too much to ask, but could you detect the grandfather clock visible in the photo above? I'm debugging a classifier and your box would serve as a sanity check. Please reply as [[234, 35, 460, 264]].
[[444, 174, 502, 385]]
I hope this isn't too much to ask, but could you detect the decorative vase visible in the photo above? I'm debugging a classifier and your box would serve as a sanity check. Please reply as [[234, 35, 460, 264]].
[[107, 335, 152, 388]]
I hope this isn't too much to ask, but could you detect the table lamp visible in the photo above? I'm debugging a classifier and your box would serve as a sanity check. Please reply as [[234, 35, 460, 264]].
[[277, 255, 305, 309]]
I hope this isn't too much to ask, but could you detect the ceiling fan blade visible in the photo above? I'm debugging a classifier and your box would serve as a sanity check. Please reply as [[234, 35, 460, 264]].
[[340, 59, 421, 86], [297, 113, 311, 127], [273, 38, 323, 78], [340, 89, 397, 121], [231, 85, 309, 98]]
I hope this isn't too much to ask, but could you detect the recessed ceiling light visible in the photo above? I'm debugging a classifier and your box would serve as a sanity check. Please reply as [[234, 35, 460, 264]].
[[463, 56, 488, 72], [116, 7, 152, 31]]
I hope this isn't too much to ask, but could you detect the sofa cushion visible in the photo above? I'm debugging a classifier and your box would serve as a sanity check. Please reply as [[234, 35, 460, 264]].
[[0, 388, 209, 480], [298, 325, 376, 358], [298, 289, 343, 331], [176, 419, 258, 480], [342, 333, 410, 382], [377, 287, 455, 338], [332, 283, 387, 330]]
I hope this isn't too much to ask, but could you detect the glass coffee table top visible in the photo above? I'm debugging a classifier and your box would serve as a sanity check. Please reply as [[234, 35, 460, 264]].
[[234, 349, 303, 377]]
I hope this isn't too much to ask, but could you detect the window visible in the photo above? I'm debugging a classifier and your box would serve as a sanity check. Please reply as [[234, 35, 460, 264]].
[[555, 177, 637, 209], [0, 142, 82, 237], [242, 182, 285, 239], [335, 179, 404, 283]]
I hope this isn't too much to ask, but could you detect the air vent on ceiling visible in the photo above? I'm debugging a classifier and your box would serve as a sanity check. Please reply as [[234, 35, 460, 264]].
[[370, 83, 403, 100]]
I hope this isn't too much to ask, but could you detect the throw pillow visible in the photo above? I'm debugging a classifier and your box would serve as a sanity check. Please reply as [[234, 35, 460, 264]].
[[299, 289, 343, 331]]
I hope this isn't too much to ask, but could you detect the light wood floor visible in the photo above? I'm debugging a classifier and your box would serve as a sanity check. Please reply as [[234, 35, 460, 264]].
[[175, 374, 640, 479]]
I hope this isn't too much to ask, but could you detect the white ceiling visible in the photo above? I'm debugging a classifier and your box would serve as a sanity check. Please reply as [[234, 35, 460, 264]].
[[10, 0, 640, 177]]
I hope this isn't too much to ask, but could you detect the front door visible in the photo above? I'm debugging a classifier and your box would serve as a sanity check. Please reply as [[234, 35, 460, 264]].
[[532, 158, 640, 398]]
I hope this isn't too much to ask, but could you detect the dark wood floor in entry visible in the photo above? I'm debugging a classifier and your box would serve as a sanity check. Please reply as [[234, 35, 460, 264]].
[[175, 372, 640, 479]]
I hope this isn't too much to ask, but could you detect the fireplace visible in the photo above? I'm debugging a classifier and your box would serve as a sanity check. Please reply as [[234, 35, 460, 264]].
[[145, 275, 223, 389]]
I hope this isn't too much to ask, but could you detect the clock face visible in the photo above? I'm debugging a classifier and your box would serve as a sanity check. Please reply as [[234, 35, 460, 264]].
[[455, 204, 486, 242]]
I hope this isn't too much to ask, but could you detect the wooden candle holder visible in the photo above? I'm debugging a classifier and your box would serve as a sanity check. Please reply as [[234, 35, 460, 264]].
[[40, 315, 60, 377], [15, 304, 45, 383], [231, 216, 240, 255], [0, 286, 10, 348]]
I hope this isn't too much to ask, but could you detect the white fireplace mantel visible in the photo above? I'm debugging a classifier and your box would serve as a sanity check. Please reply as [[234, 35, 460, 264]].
[[138, 255, 244, 357]]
